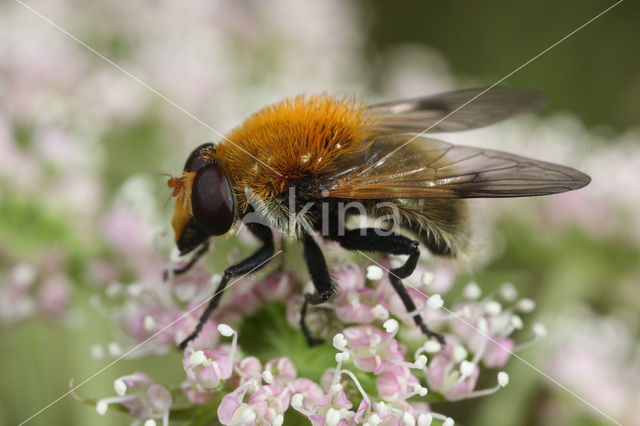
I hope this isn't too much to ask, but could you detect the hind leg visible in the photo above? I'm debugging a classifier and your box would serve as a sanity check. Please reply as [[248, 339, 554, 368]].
[[333, 228, 445, 344]]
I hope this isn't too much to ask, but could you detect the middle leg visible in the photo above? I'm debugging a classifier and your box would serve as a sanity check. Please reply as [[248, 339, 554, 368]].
[[300, 231, 336, 346], [163, 242, 210, 281]]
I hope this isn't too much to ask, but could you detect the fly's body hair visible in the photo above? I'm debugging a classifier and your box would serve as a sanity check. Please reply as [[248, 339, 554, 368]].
[[217, 94, 375, 212]]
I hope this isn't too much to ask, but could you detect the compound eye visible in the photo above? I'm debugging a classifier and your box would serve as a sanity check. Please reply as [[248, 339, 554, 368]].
[[191, 165, 234, 236], [183, 143, 214, 172]]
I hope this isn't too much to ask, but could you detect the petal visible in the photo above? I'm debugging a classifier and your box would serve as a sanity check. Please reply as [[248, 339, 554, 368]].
[[483, 337, 514, 368], [218, 394, 242, 424], [376, 371, 403, 400], [147, 384, 172, 412], [288, 379, 324, 409], [354, 356, 377, 373], [237, 356, 262, 380], [197, 366, 220, 389], [444, 366, 480, 400], [354, 397, 370, 423], [425, 355, 448, 391], [309, 414, 326, 426]]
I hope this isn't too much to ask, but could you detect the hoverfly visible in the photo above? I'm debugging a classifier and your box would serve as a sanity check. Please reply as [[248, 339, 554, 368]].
[[168, 88, 590, 349]]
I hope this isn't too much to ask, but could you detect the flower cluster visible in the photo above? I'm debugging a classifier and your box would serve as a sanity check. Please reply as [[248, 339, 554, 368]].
[[88, 245, 543, 424], [0, 251, 71, 324]]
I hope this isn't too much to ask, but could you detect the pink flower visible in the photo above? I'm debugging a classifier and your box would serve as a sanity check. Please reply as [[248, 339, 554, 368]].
[[382, 284, 429, 323], [0, 264, 37, 323], [264, 357, 297, 384], [333, 287, 379, 324], [100, 199, 165, 279], [333, 263, 366, 292], [307, 390, 355, 426], [376, 365, 420, 401], [449, 298, 525, 369], [116, 266, 220, 354], [423, 264, 456, 294], [483, 336, 515, 368], [96, 373, 172, 426], [216, 275, 263, 322], [172, 265, 216, 300], [293, 348, 378, 425], [175, 318, 220, 351], [102, 207, 149, 257], [319, 368, 336, 393], [218, 387, 256, 425], [88, 260, 119, 283], [183, 348, 233, 389], [361, 400, 419, 425], [442, 366, 479, 400], [287, 379, 324, 412], [213, 354, 311, 425], [38, 274, 71, 319], [218, 393, 243, 424], [248, 384, 291, 424], [216, 366, 287, 425], [180, 379, 215, 405], [252, 271, 297, 302], [125, 307, 182, 349], [182, 324, 239, 403], [235, 356, 263, 384], [343, 325, 404, 374], [426, 342, 480, 400], [353, 397, 371, 424]]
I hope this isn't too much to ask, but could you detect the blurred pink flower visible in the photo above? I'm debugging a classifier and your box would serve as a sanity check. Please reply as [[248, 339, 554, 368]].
[[38, 274, 71, 319], [546, 308, 640, 424], [1, 254, 73, 323], [96, 372, 172, 426], [264, 357, 297, 385]]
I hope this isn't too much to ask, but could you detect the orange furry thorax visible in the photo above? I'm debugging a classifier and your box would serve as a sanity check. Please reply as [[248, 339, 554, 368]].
[[214, 94, 374, 209]]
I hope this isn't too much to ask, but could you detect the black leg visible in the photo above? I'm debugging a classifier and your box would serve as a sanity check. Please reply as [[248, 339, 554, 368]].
[[334, 228, 445, 344], [163, 242, 210, 281], [179, 223, 274, 350], [300, 232, 336, 346]]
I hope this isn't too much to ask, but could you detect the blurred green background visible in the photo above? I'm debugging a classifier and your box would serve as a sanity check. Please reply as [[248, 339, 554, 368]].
[[1, 1, 639, 425]]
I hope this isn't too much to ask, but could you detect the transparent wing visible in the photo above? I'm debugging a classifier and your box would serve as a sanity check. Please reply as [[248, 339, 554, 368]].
[[313, 136, 590, 199], [369, 87, 547, 134]]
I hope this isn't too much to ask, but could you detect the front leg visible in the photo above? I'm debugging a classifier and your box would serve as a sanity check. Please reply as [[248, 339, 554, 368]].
[[300, 232, 336, 346], [163, 242, 210, 281], [179, 223, 274, 350]]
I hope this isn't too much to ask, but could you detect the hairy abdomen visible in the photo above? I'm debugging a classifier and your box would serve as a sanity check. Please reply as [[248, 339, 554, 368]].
[[369, 198, 471, 258]]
